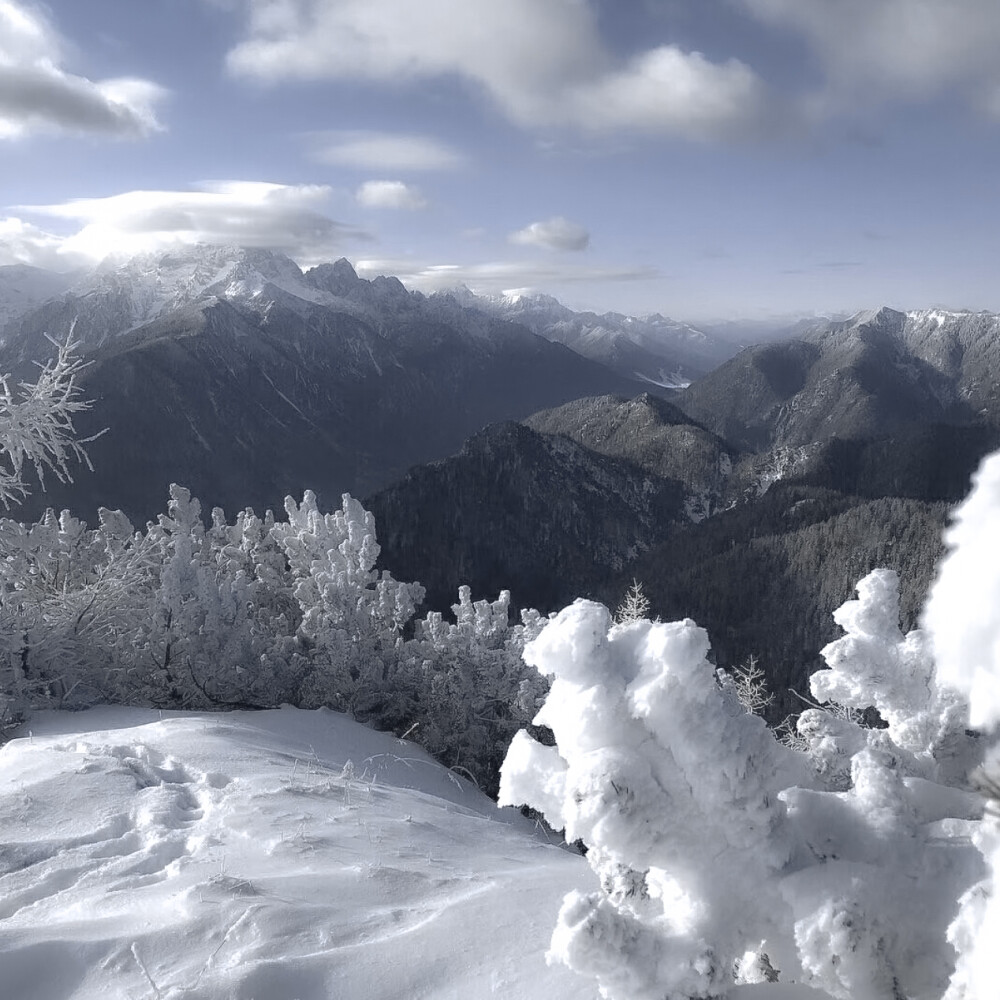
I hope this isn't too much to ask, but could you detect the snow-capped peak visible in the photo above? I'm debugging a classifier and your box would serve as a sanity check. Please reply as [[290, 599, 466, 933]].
[[850, 305, 907, 328], [60, 245, 347, 341], [907, 308, 973, 328]]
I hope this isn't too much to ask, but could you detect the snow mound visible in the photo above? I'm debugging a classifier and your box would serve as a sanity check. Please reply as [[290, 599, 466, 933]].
[[0, 706, 592, 1000]]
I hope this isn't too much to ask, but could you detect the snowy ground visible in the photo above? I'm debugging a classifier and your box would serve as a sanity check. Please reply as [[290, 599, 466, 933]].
[[0, 706, 596, 1000]]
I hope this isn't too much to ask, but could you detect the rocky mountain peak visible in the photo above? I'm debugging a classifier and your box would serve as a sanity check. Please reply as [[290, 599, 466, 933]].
[[850, 305, 907, 332], [61, 244, 318, 339], [305, 257, 362, 297]]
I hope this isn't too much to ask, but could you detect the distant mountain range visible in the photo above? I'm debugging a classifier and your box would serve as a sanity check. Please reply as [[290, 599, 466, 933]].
[[2, 247, 998, 711], [369, 303, 1000, 616], [365, 305, 1000, 713], [679, 306, 1000, 449], [443, 287, 735, 387], [0, 246, 648, 522]]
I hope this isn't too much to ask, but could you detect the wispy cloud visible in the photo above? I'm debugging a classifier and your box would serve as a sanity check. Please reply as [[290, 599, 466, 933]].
[[355, 180, 427, 210], [0, 0, 166, 139], [310, 130, 465, 170], [224, 0, 771, 141], [13, 182, 361, 263], [354, 256, 659, 296], [509, 217, 590, 252]]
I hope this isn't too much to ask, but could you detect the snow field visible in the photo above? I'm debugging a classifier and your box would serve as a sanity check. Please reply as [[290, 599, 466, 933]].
[[0, 706, 594, 1000]]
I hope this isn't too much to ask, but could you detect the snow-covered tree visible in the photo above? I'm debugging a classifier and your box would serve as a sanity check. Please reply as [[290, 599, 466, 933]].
[[499, 571, 987, 999], [614, 578, 652, 624], [269, 490, 425, 713]]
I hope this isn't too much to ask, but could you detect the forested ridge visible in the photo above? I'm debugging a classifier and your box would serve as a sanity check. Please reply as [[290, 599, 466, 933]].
[[630, 490, 951, 716]]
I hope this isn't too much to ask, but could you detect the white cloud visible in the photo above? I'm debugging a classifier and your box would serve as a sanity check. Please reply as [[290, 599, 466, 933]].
[[355, 180, 427, 210], [0, 0, 166, 139], [740, 0, 1000, 115], [509, 217, 590, 252], [311, 130, 465, 170], [13, 182, 359, 264], [566, 46, 767, 140], [224, 0, 769, 140], [0, 216, 80, 269]]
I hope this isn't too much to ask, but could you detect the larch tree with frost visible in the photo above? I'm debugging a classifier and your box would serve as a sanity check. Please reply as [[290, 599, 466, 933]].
[[499, 449, 1000, 999]]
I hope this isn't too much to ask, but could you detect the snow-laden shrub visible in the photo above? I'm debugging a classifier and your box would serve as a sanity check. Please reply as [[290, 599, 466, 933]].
[[270, 489, 425, 713], [400, 586, 549, 791], [500, 569, 986, 999], [0, 486, 545, 788]]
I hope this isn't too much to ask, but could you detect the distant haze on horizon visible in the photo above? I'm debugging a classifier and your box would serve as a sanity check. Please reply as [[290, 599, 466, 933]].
[[2, 0, 1000, 322]]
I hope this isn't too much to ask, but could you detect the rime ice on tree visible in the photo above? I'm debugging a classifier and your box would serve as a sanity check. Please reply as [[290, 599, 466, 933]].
[[500, 573, 987, 999]]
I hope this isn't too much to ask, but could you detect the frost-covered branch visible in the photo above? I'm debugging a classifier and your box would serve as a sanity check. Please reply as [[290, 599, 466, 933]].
[[0, 334, 103, 508], [728, 654, 774, 716]]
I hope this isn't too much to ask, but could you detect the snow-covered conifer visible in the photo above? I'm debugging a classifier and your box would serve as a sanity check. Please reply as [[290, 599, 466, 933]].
[[808, 568, 972, 783], [500, 601, 813, 999], [270, 491, 425, 712], [501, 591, 985, 999]]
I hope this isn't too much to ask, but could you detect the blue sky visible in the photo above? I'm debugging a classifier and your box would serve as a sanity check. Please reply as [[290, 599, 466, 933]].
[[2, 0, 1000, 320]]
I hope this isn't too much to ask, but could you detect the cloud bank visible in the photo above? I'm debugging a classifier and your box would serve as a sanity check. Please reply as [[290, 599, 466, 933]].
[[0, 215, 71, 269], [0, 1, 166, 139], [225, 0, 768, 141], [354, 256, 657, 297], [9, 182, 358, 265], [742, 0, 1000, 116], [222, 0, 1000, 139]]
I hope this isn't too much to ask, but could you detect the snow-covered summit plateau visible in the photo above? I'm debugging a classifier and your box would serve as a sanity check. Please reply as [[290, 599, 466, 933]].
[[0, 706, 592, 1000]]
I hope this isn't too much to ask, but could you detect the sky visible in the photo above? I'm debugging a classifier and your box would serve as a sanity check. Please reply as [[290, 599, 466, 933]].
[[2, 0, 1000, 321]]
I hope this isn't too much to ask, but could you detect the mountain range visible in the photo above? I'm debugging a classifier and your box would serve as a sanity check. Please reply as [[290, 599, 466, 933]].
[[679, 306, 1000, 449], [444, 286, 734, 387], [1, 246, 997, 711], [367, 304, 1000, 712], [0, 246, 650, 523]]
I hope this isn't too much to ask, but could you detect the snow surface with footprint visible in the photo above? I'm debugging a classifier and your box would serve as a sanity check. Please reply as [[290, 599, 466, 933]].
[[0, 706, 596, 1000]]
